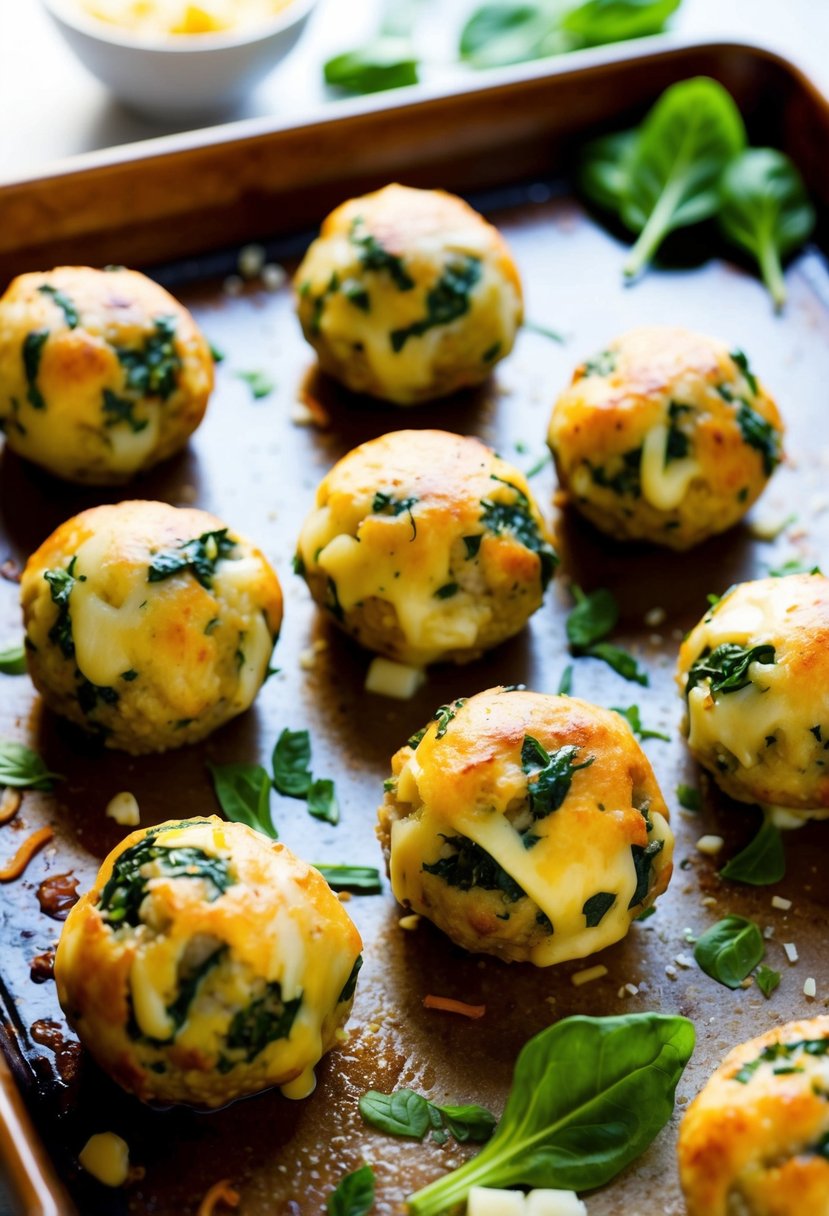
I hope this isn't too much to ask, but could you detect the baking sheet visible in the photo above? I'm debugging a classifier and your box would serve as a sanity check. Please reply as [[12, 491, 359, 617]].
[[2, 45, 829, 1216]]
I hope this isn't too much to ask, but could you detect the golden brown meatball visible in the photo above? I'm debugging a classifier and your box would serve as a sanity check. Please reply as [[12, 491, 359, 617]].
[[295, 430, 556, 666], [55, 817, 363, 1108], [377, 687, 674, 965], [21, 500, 282, 753], [548, 327, 783, 549], [678, 1017, 829, 1216], [294, 183, 523, 405], [0, 266, 213, 483], [677, 574, 829, 819]]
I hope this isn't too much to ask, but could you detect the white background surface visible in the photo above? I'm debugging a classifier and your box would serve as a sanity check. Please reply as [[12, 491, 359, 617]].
[[0, 0, 827, 182]]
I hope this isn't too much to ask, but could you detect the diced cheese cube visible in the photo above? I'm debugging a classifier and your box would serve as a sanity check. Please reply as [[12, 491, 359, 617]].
[[467, 1187, 526, 1216]]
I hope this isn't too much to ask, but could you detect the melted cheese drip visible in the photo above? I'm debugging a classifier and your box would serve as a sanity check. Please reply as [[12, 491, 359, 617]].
[[390, 773, 672, 967], [302, 225, 520, 404], [104, 405, 160, 473], [640, 422, 701, 510], [70, 527, 152, 687]]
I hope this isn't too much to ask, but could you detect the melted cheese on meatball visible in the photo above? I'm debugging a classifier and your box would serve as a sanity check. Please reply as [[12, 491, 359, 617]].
[[677, 575, 829, 816], [378, 689, 673, 966]]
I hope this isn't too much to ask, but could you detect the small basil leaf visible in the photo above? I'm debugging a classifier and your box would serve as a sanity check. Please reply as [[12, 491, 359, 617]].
[[718, 147, 815, 311], [693, 915, 765, 989], [327, 1164, 375, 1216], [272, 728, 312, 797], [719, 817, 785, 885]]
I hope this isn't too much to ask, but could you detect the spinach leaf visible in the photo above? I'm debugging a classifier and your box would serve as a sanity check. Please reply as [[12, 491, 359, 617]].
[[557, 664, 573, 695], [337, 955, 363, 1004], [423, 835, 526, 903], [588, 447, 642, 496], [372, 491, 417, 540], [272, 728, 312, 797], [433, 700, 465, 739], [308, 778, 340, 826], [521, 735, 593, 820], [579, 130, 637, 214], [349, 219, 414, 290], [754, 964, 781, 1000], [102, 388, 149, 433], [312, 864, 382, 893], [116, 315, 180, 400], [736, 402, 781, 475], [629, 840, 663, 907], [459, 3, 561, 69], [0, 740, 60, 790], [391, 257, 482, 352], [587, 642, 649, 685], [166, 948, 225, 1034], [480, 481, 557, 589], [719, 817, 785, 885], [37, 284, 79, 328], [620, 77, 746, 279], [767, 557, 821, 578], [730, 347, 758, 394], [236, 369, 275, 399], [327, 1164, 375, 1216], [521, 321, 565, 344], [224, 982, 301, 1062], [0, 643, 26, 675], [99, 834, 234, 927], [560, 0, 681, 45], [566, 585, 619, 648], [612, 705, 670, 742], [693, 915, 764, 989], [208, 761, 276, 838], [44, 558, 77, 658], [407, 1012, 694, 1213], [325, 37, 418, 93], [148, 529, 236, 589], [359, 1088, 496, 1144], [734, 1036, 829, 1084], [583, 890, 616, 926], [718, 148, 815, 310], [686, 642, 775, 697], [23, 329, 49, 410], [676, 783, 701, 811]]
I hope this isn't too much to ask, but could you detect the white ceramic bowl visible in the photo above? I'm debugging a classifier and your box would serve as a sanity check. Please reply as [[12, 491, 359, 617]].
[[42, 0, 318, 121]]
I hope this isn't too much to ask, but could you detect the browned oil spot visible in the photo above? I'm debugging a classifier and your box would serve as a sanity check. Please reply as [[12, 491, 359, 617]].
[[36, 872, 80, 920], [29, 949, 55, 984], [30, 1019, 81, 1084]]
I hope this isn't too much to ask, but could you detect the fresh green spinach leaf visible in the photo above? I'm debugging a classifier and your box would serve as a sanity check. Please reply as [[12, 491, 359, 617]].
[[208, 761, 276, 838], [579, 130, 637, 214], [313, 864, 382, 893], [693, 915, 764, 989], [620, 77, 746, 279], [0, 740, 60, 790], [327, 1164, 376, 1216], [561, 0, 681, 45], [612, 704, 670, 742], [719, 817, 785, 885], [566, 585, 619, 649], [459, 3, 562, 69], [587, 642, 649, 685], [676, 783, 701, 811], [718, 148, 815, 310], [236, 369, 275, 399], [325, 37, 418, 93], [272, 728, 312, 797], [359, 1088, 496, 1145], [0, 643, 26, 675], [407, 1012, 694, 1213], [308, 778, 340, 826], [754, 964, 781, 1000]]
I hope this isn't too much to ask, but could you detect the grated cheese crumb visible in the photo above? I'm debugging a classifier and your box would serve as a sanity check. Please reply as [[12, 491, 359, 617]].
[[571, 964, 607, 987], [665, 965, 678, 980], [105, 791, 140, 826], [644, 607, 666, 627], [696, 834, 724, 856], [701, 896, 717, 907], [674, 953, 694, 969], [299, 648, 317, 670], [398, 914, 421, 931], [804, 977, 817, 999], [365, 657, 426, 700], [771, 895, 792, 911], [262, 263, 287, 291], [237, 243, 266, 279], [763, 925, 775, 939], [625, 982, 639, 996], [783, 941, 799, 964]]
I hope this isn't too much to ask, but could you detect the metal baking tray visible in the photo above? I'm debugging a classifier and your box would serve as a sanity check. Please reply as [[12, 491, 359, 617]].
[[2, 36, 829, 1216]]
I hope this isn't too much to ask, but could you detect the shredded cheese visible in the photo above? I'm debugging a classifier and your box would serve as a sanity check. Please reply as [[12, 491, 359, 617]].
[[0, 788, 22, 826], [571, 964, 608, 987], [771, 895, 792, 911], [423, 994, 486, 1019], [0, 826, 53, 882], [197, 1179, 240, 1216], [804, 977, 817, 999], [783, 942, 799, 964], [79, 1133, 130, 1188], [695, 835, 724, 856], [105, 791, 140, 826]]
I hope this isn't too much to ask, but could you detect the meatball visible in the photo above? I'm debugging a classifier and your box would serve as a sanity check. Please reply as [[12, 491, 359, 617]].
[[294, 183, 523, 405], [0, 266, 213, 484], [295, 430, 556, 667], [677, 574, 829, 819], [377, 687, 674, 965], [55, 817, 363, 1108], [21, 500, 282, 753], [678, 1017, 829, 1216], [547, 327, 783, 549]]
